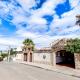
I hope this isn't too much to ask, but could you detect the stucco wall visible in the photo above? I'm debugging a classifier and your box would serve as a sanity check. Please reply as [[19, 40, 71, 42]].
[[74, 54, 80, 69], [14, 54, 23, 61], [33, 52, 51, 65]]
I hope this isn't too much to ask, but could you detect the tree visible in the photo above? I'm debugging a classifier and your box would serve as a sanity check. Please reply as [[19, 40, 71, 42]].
[[64, 38, 80, 53], [10, 48, 17, 56], [23, 38, 35, 51], [1, 53, 8, 59]]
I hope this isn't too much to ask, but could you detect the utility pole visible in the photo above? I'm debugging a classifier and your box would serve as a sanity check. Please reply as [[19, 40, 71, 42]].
[[8, 45, 11, 62]]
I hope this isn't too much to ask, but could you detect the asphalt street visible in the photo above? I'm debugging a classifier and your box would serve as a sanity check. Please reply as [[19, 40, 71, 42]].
[[0, 62, 79, 80]]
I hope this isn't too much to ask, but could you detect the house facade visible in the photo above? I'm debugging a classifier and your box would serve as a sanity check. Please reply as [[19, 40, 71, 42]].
[[15, 38, 80, 69]]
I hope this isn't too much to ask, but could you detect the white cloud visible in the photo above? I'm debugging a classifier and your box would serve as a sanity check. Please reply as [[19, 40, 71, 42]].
[[50, 16, 76, 33], [15, 28, 55, 48], [12, 15, 28, 26], [15, 28, 80, 49], [0, 37, 21, 46], [31, 0, 66, 17], [62, 6, 80, 17], [69, 0, 80, 8], [58, 25, 80, 35], [17, 0, 35, 11], [28, 16, 47, 24], [16, 29, 38, 39], [0, 36, 23, 50], [49, 2, 80, 35]]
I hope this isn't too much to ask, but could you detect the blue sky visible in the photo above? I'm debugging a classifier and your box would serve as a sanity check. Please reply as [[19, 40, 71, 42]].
[[0, 0, 80, 49]]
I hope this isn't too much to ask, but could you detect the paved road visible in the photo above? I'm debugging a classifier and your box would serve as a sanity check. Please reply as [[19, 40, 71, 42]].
[[0, 62, 79, 80]]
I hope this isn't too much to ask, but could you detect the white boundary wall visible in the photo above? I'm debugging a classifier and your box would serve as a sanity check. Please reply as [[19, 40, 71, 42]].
[[33, 52, 51, 65]]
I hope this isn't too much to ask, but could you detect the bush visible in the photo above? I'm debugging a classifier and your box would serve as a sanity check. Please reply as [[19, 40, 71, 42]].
[[1, 53, 8, 59], [0, 56, 3, 61], [64, 38, 80, 53]]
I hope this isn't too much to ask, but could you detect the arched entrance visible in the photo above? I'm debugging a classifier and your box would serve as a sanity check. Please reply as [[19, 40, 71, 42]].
[[30, 53, 32, 62], [56, 50, 75, 68], [24, 53, 27, 61]]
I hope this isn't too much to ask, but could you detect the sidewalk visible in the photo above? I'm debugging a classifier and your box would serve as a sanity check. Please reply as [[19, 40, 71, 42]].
[[16, 61, 80, 78]]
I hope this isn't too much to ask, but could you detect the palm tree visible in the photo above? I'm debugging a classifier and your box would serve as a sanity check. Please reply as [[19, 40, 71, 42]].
[[23, 38, 35, 51]]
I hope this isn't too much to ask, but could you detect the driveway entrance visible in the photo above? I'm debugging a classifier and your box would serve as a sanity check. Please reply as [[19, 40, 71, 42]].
[[56, 50, 75, 68]]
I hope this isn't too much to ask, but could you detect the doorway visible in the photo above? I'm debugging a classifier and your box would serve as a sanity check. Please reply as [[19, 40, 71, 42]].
[[30, 53, 32, 62], [24, 53, 27, 61]]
